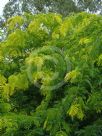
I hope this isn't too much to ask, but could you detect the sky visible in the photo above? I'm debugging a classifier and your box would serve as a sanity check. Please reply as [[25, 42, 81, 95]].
[[0, 0, 9, 16]]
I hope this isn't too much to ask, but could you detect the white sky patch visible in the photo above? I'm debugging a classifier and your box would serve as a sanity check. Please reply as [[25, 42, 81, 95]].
[[0, 0, 9, 16]]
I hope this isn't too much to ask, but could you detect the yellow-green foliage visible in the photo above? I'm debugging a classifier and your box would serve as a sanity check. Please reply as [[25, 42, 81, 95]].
[[0, 12, 102, 136]]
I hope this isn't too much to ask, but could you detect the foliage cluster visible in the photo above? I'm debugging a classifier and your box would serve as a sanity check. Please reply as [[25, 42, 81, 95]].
[[0, 12, 102, 135]]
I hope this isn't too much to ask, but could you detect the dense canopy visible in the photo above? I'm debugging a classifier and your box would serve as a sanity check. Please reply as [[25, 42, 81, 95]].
[[0, 12, 102, 136]]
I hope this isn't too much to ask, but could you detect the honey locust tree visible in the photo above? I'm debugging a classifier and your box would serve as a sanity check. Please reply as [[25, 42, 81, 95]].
[[0, 12, 102, 136]]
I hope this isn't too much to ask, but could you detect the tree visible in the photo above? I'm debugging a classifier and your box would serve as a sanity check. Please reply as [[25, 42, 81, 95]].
[[0, 12, 102, 135], [3, 0, 102, 20], [3, 0, 79, 19], [77, 0, 102, 13]]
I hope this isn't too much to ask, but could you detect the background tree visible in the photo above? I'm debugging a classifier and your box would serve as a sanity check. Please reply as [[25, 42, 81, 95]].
[[77, 0, 102, 13], [3, 0, 79, 19], [3, 0, 102, 19]]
